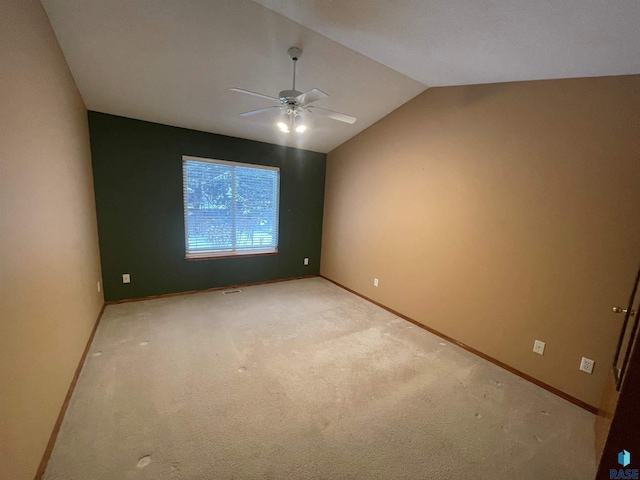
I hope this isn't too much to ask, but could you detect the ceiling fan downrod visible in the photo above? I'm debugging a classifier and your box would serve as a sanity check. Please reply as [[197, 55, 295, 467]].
[[279, 47, 303, 100]]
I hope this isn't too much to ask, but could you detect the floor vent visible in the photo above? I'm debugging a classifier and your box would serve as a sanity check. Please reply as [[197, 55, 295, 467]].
[[222, 289, 242, 295]]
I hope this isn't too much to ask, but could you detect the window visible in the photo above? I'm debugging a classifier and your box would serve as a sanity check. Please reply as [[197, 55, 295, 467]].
[[182, 156, 280, 258]]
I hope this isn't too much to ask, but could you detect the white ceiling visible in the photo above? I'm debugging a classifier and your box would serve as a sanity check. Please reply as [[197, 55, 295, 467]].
[[41, 0, 425, 153], [256, 0, 640, 86], [42, 0, 640, 154]]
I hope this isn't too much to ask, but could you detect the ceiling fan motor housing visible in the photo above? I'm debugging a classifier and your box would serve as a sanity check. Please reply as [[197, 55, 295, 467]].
[[279, 89, 302, 101]]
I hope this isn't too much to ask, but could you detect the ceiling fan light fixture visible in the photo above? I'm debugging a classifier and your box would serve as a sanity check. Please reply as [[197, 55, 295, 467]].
[[293, 113, 307, 133], [276, 121, 290, 133]]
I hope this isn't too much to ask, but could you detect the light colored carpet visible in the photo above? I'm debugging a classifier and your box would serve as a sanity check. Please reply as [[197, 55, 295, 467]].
[[44, 277, 596, 479]]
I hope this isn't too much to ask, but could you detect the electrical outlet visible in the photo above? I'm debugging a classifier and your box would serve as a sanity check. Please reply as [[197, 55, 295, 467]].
[[374, 278, 379, 287], [122, 273, 131, 284], [533, 340, 546, 355], [304, 257, 309, 266], [580, 357, 595, 374], [97, 281, 101, 293]]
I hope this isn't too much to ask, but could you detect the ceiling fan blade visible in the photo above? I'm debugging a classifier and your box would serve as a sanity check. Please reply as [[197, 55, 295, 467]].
[[296, 88, 329, 106], [305, 106, 356, 124], [240, 106, 281, 117], [230, 88, 281, 103]]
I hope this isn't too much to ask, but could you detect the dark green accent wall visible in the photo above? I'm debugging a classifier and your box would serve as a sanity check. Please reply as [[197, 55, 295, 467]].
[[89, 112, 326, 301]]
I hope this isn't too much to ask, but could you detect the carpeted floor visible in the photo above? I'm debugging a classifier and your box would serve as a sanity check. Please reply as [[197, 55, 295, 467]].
[[44, 277, 596, 479]]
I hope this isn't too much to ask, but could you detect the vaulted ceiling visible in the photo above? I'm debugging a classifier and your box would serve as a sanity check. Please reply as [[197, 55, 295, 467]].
[[42, 0, 640, 153]]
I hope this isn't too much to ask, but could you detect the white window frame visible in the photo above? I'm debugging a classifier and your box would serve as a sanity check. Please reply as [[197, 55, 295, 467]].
[[182, 155, 280, 259]]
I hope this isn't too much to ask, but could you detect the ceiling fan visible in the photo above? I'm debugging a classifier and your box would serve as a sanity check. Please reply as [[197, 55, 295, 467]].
[[231, 47, 356, 134]]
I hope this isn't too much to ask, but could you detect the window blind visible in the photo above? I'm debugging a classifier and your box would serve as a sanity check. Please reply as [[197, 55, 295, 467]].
[[182, 156, 280, 258]]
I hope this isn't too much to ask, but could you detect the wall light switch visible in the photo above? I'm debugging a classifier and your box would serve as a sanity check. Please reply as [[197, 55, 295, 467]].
[[97, 281, 101, 292], [533, 340, 545, 355], [122, 273, 131, 284], [374, 278, 379, 287], [304, 257, 309, 266]]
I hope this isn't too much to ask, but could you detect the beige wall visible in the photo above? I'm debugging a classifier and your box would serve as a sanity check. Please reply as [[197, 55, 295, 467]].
[[0, 1, 103, 479], [321, 75, 640, 408]]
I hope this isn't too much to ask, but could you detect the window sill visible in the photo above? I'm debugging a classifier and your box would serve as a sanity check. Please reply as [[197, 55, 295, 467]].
[[185, 251, 279, 261]]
